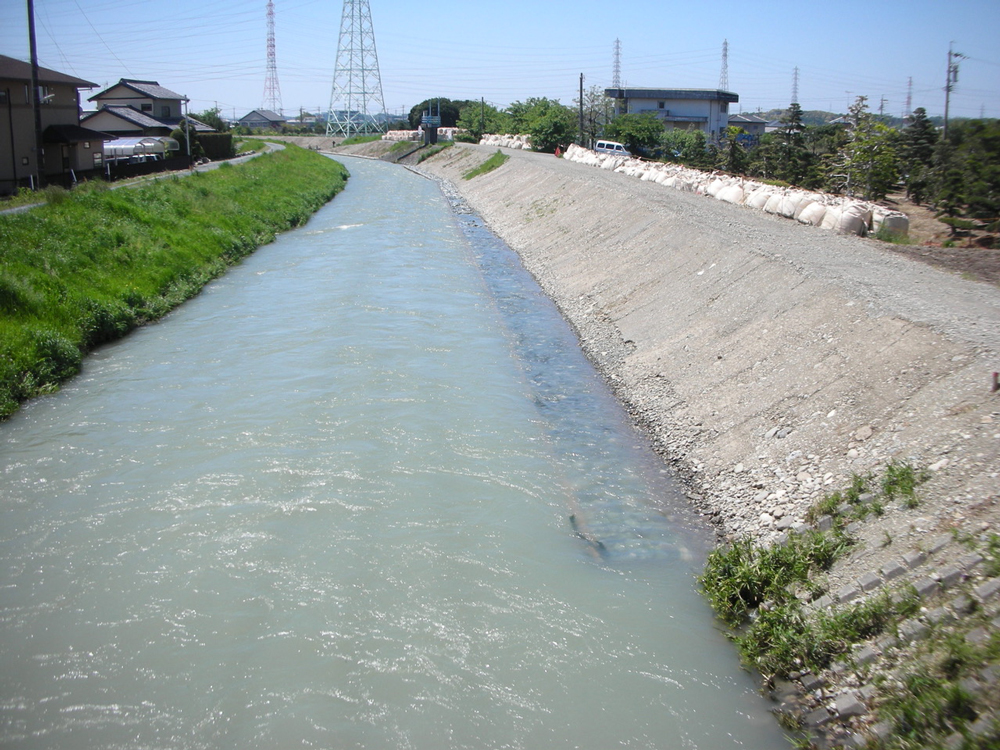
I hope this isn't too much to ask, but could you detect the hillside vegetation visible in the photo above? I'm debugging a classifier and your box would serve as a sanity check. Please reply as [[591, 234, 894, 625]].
[[0, 145, 349, 418]]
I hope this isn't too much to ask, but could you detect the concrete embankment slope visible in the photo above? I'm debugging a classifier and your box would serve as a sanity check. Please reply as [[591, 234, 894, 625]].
[[421, 144, 1000, 550]]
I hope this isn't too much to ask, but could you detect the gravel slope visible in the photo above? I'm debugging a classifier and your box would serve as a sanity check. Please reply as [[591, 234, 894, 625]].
[[417, 144, 1000, 570]]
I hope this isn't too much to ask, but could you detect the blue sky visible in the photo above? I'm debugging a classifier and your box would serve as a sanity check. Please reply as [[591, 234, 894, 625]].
[[2, 0, 998, 121]]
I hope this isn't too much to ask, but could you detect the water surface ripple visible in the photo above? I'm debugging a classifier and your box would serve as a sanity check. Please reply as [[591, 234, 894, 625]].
[[0, 157, 787, 749]]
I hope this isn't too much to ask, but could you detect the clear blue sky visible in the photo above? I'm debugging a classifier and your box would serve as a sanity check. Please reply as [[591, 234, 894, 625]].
[[2, 0, 998, 121]]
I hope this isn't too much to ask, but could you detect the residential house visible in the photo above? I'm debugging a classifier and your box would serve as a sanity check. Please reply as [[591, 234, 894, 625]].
[[237, 109, 287, 130], [81, 78, 212, 137], [0, 54, 112, 193], [605, 87, 739, 142], [728, 113, 767, 138]]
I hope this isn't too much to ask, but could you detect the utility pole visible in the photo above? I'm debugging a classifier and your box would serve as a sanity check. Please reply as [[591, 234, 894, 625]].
[[26, 0, 44, 189], [579, 73, 584, 147], [944, 42, 965, 140]]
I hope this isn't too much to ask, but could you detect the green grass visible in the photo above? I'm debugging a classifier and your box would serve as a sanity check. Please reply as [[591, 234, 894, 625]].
[[874, 224, 913, 244], [0, 145, 349, 418], [389, 140, 414, 153], [700, 529, 850, 628], [340, 134, 383, 146], [418, 143, 453, 162], [735, 588, 920, 678], [463, 149, 509, 180], [805, 463, 928, 526]]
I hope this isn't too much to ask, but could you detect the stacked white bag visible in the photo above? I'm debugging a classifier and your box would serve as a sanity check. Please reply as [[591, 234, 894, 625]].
[[558, 143, 908, 238]]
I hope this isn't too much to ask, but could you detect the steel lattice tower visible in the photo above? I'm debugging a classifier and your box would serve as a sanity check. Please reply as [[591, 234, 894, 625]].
[[262, 0, 283, 114], [718, 39, 729, 91], [612, 38, 622, 89], [326, 0, 386, 137], [791, 66, 800, 105]]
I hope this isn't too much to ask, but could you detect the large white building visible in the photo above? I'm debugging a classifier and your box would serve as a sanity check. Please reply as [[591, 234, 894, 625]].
[[605, 88, 739, 141]]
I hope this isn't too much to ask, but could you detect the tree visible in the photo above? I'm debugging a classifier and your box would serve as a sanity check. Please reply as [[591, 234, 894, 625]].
[[679, 129, 713, 169], [661, 129, 701, 161], [407, 99, 475, 129], [573, 85, 613, 147], [827, 96, 899, 201], [193, 106, 228, 132], [456, 102, 512, 141], [506, 98, 576, 153], [772, 102, 816, 185], [899, 107, 938, 203], [604, 113, 663, 155], [717, 126, 749, 173]]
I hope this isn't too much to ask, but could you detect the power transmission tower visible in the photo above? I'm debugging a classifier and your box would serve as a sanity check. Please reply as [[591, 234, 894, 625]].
[[905, 76, 913, 118], [612, 38, 622, 89], [262, 0, 283, 114], [326, 0, 387, 138], [719, 39, 729, 91], [791, 66, 800, 105]]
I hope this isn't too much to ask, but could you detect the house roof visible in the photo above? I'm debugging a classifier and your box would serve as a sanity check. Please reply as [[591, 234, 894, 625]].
[[729, 113, 766, 123], [83, 104, 170, 130], [0, 54, 97, 88], [605, 87, 739, 104], [44, 124, 116, 144], [82, 105, 214, 134], [240, 109, 286, 122], [89, 78, 185, 102]]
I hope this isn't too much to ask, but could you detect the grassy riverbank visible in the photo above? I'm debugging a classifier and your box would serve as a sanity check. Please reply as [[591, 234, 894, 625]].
[[0, 145, 348, 418]]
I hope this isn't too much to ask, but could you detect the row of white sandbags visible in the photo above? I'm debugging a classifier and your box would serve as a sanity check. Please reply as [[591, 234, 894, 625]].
[[383, 128, 465, 142], [383, 130, 421, 142], [562, 143, 908, 237], [479, 134, 532, 150]]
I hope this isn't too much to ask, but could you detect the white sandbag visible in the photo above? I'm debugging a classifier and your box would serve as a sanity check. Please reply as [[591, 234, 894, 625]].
[[837, 202, 872, 235], [778, 195, 802, 218], [873, 210, 910, 237], [745, 188, 772, 209], [797, 202, 827, 226], [820, 206, 843, 230], [763, 193, 785, 214], [717, 185, 745, 204]]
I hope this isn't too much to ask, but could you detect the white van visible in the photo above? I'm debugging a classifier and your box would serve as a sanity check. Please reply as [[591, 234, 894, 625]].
[[593, 140, 631, 156]]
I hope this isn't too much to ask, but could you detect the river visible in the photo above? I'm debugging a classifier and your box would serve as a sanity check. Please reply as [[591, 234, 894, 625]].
[[0, 156, 788, 749]]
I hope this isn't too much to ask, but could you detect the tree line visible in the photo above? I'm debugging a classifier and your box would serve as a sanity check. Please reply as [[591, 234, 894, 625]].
[[599, 96, 999, 239]]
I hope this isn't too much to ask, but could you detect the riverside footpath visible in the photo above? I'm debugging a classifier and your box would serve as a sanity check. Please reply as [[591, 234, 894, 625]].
[[401, 142, 1000, 748]]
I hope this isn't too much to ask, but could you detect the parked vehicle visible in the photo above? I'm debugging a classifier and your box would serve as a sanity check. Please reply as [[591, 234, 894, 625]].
[[594, 140, 631, 156]]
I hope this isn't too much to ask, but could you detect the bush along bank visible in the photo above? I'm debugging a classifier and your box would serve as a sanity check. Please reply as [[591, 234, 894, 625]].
[[0, 145, 349, 418], [701, 463, 1000, 749]]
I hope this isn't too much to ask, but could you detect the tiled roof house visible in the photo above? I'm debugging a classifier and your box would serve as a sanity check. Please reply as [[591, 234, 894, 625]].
[[0, 54, 113, 193], [81, 78, 212, 136]]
